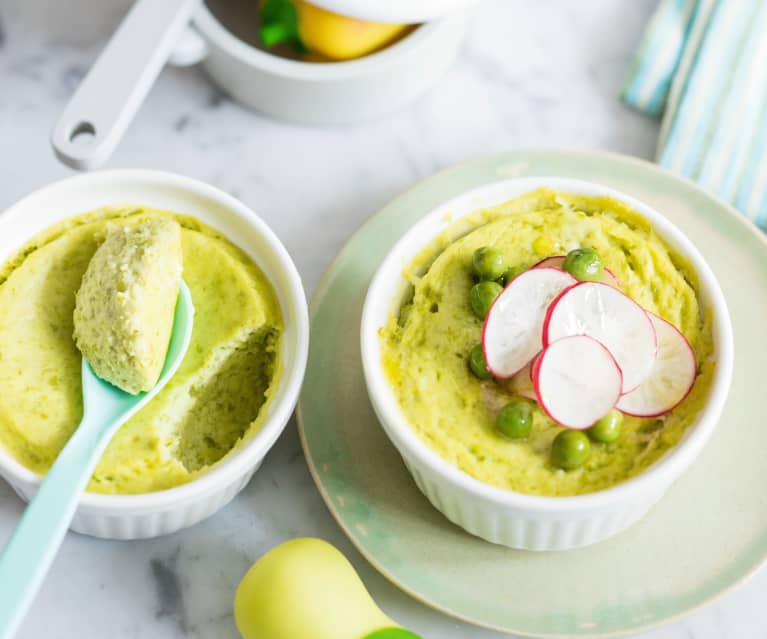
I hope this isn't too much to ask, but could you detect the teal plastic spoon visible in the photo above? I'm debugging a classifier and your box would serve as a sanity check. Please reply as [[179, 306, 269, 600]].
[[0, 281, 193, 639]]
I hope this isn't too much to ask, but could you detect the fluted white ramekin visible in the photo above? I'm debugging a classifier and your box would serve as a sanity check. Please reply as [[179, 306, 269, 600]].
[[0, 170, 309, 539], [361, 177, 734, 551]]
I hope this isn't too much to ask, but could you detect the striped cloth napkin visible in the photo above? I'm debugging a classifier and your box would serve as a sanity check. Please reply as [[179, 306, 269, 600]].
[[623, 0, 767, 229]]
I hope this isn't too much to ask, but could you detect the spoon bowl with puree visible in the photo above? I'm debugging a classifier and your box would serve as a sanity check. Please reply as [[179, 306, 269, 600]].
[[0, 220, 194, 639]]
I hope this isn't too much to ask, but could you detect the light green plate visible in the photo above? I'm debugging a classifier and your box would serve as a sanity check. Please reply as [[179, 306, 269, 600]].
[[297, 150, 767, 638]]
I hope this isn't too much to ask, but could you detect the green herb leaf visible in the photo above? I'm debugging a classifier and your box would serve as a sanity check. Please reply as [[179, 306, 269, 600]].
[[260, 0, 302, 49]]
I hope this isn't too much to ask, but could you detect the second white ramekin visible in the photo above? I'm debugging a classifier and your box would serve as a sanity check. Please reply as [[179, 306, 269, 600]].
[[361, 177, 734, 551], [193, 5, 467, 125], [0, 170, 309, 540]]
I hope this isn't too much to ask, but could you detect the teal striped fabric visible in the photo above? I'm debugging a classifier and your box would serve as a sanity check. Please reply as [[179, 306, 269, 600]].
[[623, 0, 767, 229]]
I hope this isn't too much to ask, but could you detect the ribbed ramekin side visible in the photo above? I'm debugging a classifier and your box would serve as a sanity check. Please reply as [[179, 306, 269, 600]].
[[2, 465, 260, 540], [402, 455, 661, 551], [72, 467, 259, 540]]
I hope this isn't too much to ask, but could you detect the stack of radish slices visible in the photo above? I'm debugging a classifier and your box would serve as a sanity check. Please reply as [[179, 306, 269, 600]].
[[482, 263, 697, 430]]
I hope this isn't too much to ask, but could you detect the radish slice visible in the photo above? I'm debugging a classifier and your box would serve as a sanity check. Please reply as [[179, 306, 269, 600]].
[[506, 358, 537, 400], [533, 256, 567, 270], [602, 268, 621, 289], [617, 314, 697, 417], [482, 268, 576, 378], [543, 282, 656, 394], [532, 335, 623, 429], [533, 255, 621, 288]]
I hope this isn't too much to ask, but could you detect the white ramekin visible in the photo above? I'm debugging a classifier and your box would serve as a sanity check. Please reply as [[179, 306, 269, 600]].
[[360, 177, 734, 551], [0, 170, 309, 540], [191, 6, 466, 125]]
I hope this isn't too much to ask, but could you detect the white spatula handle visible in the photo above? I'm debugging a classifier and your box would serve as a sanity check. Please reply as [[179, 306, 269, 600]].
[[51, 0, 200, 171]]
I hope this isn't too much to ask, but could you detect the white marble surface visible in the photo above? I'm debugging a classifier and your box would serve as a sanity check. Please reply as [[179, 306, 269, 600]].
[[0, 0, 765, 637]]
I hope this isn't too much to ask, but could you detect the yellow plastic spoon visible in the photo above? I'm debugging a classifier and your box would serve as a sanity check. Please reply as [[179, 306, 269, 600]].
[[234, 538, 421, 639]]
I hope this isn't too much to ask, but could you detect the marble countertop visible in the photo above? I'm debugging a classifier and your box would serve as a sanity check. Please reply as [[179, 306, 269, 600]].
[[0, 0, 764, 637]]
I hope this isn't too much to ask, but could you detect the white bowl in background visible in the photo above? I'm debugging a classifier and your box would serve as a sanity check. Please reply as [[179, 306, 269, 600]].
[[360, 177, 734, 551], [193, 6, 466, 126], [0, 170, 309, 540]]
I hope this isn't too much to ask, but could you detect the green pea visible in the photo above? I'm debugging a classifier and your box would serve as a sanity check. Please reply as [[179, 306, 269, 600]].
[[469, 281, 503, 319], [496, 400, 533, 439], [588, 409, 623, 443], [472, 247, 507, 281], [499, 264, 525, 287], [468, 344, 493, 380], [563, 247, 603, 282], [551, 430, 590, 470]]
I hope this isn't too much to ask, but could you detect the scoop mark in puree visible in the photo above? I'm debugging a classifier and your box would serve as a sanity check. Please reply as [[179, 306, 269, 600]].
[[177, 326, 278, 471], [380, 188, 714, 496], [0, 207, 283, 494]]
